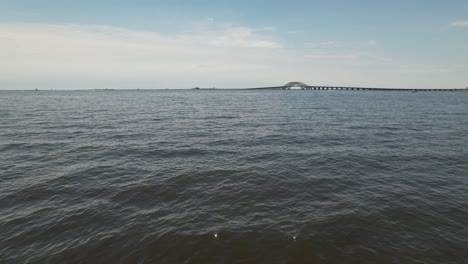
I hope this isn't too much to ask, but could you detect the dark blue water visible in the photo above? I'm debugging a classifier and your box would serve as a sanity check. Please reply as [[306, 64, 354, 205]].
[[1, 90, 468, 263]]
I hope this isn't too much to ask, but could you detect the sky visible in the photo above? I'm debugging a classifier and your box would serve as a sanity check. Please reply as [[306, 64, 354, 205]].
[[1, 0, 467, 89]]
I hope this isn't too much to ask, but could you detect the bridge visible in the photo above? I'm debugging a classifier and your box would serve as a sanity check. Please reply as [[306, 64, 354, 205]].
[[245, 82, 466, 92]]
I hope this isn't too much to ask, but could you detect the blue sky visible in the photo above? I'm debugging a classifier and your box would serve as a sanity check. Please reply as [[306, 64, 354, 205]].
[[1, 0, 467, 89]]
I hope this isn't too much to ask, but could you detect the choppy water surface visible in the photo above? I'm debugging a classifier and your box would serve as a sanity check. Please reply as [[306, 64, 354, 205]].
[[1, 90, 468, 263]]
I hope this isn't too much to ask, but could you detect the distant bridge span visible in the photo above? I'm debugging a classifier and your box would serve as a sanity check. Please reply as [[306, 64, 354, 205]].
[[244, 82, 465, 92]]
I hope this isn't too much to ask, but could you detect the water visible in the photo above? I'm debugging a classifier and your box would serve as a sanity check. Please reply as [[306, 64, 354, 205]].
[[1, 90, 467, 263]]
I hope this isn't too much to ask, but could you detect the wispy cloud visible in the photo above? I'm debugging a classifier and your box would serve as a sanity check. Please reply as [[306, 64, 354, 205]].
[[319, 41, 338, 47], [258, 26, 275, 32], [0, 23, 284, 88], [304, 51, 392, 63], [308, 40, 377, 48], [209, 27, 280, 48], [367, 40, 377, 46], [450, 21, 468, 27]]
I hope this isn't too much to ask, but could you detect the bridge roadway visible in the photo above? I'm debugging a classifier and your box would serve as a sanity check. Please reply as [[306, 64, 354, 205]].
[[242, 82, 466, 91], [246, 86, 463, 92]]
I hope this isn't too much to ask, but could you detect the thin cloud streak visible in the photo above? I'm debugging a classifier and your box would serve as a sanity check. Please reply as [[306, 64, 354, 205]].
[[450, 21, 468, 27], [367, 40, 377, 46], [319, 41, 338, 47], [209, 27, 280, 48]]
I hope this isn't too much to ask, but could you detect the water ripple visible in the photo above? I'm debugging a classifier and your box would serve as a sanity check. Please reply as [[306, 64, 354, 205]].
[[1, 90, 468, 263]]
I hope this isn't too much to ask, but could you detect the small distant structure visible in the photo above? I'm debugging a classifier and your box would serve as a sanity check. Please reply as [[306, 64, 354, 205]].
[[35, 88, 38, 91], [93, 88, 114, 91], [193, 87, 200, 89]]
